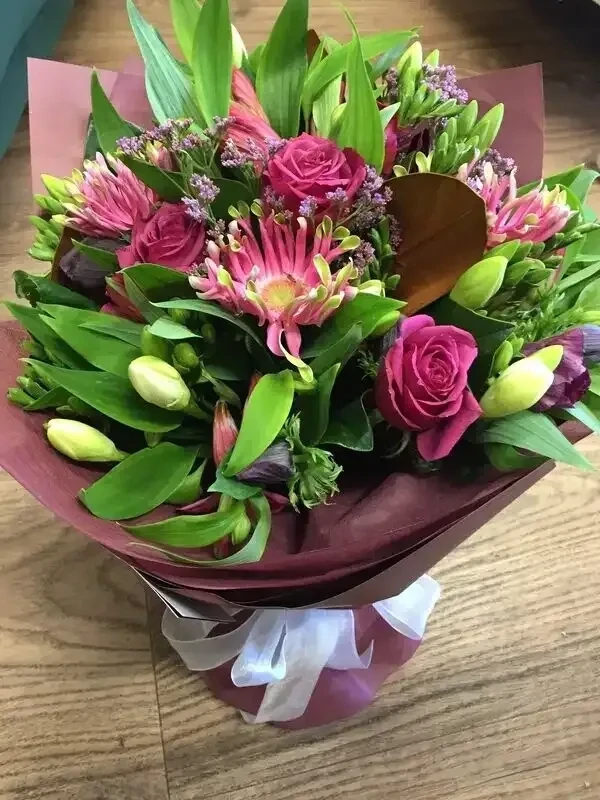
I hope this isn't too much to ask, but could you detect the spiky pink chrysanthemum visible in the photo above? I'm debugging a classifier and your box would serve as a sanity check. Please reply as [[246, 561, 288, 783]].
[[189, 213, 360, 358], [64, 153, 155, 238], [463, 161, 571, 248]]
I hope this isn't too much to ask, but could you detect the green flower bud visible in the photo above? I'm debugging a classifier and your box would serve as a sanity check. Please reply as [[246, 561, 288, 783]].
[[128, 355, 191, 411], [16, 376, 45, 399], [44, 419, 126, 462], [456, 100, 479, 138], [140, 326, 171, 360], [201, 322, 216, 344], [41, 174, 71, 203], [503, 258, 536, 287], [7, 388, 33, 408], [486, 239, 520, 263], [450, 256, 508, 309], [173, 342, 200, 371], [145, 432, 163, 447], [385, 273, 401, 291], [231, 511, 252, 545], [369, 310, 402, 338], [168, 307, 191, 325], [480, 348, 561, 418], [491, 340, 513, 374]]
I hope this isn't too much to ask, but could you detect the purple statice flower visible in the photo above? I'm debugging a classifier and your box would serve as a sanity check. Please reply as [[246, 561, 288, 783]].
[[422, 63, 469, 105], [383, 68, 399, 103], [266, 137, 286, 157], [389, 214, 403, 250], [352, 183, 393, 230], [116, 135, 145, 156], [263, 186, 286, 214], [212, 116, 231, 138], [182, 196, 209, 223], [352, 241, 376, 273], [359, 166, 385, 198], [190, 174, 220, 204], [221, 137, 252, 169], [208, 219, 227, 240], [522, 329, 590, 410], [325, 188, 349, 206], [298, 195, 319, 219], [469, 149, 516, 184], [174, 134, 203, 152]]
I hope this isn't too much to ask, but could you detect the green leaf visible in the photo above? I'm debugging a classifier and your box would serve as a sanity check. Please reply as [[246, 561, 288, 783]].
[[90, 71, 136, 154], [248, 43, 265, 75], [40, 311, 140, 378], [212, 178, 254, 220], [80, 318, 144, 347], [380, 102, 401, 129], [148, 317, 200, 340], [576, 277, 600, 310], [208, 470, 262, 500], [308, 323, 363, 376], [80, 443, 197, 520], [192, 0, 233, 124], [123, 274, 165, 324], [127, 0, 198, 123], [559, 261, 600, 291], [29, 362, 183, 432], [564, 401, 600, 435], [152, 297, 270, 355], [122, 263, 192, 298], [119, 155, 185, 202], [303, 30, 414, 111], [371, 39, 413, 79], [256, 0, 308, 138], [125, 502, 244, 547], [128, 494, 271, 565], [166, 459, 206, 504], [4, 303, 89, 369], [23, 386, 71, 411], [567, 168, 599, 203], [322, 393, 374, 451], [170, 0, 201, 63], [224, 371, 294, 476], [484, 442, 545, 471], [312, 75, 342, 137], [588, 366, 600, 396], [299, 363, 340, 445], [72, 240, 119, 272], [303, 294, 403, 357], [13, 270, 97, 309], [480, 411, 593, 470], [336, 17, 384, 171]]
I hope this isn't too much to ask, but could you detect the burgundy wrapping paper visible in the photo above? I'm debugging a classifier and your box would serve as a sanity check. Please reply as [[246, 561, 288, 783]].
[[462, 64, 544, 186], [202, 605, 422, 730]]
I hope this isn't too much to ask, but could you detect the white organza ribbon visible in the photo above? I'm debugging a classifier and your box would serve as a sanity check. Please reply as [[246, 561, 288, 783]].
[[162, 574, 441, 724]]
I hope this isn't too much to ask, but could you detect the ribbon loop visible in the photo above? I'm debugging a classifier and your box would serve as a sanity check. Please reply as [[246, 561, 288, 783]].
[[163, 574, 440, 724]]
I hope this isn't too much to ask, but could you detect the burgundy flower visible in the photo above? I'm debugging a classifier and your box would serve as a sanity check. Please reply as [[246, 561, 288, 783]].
[[375, 315, 482, 461], [522, 330, 590, 410], [265, 133, 366, 217], [117, 202, 205, 270]]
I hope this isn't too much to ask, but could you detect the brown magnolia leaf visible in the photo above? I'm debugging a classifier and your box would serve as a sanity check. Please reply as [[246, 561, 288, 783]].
[[50, 227, 82, 282], [388, 173, 488, 314], [306, 29, 321, 62]]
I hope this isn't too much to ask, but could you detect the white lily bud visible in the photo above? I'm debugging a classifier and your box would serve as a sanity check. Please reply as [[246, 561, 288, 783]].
[[44, 419, 126, 462], [128, 355, 191, 411], [231, 25, 247, 69]]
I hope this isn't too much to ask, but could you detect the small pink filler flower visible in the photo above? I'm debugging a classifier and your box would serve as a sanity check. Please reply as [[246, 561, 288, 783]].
[[465, 162, 571, 248], [64, 152, 155, 238], [190, 214, 359, 358]]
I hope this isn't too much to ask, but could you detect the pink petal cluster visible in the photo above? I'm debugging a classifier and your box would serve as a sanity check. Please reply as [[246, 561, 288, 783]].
[[189, 214, 359, 358], [227, 69, 280, 163], [464, 162, 571, 248], [65, 153, 155, 238]]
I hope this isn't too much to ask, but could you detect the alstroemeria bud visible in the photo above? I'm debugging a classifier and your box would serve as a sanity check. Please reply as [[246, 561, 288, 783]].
[[450, 256, 508, 310], [128, 355, 191, 411], [491, 340, 513, 374], [173, 342, 200, 371], [213, 401, 239, 466], [140, 327, 171, 360], [480, 347, 563, 418], [44, 419, 126, 462], [231, 24, 248, 68], [231, 511, 252, 545]]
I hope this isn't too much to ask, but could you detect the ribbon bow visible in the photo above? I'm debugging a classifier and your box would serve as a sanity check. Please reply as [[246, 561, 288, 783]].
[[162, 575, 440, 724]]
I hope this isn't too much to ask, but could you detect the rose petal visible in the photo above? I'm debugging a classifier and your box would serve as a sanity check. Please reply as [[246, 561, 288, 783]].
[[417, 389, 482, 461]]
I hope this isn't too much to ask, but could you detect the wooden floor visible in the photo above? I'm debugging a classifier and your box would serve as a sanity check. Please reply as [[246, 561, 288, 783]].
[[1, 0, 600, 797]]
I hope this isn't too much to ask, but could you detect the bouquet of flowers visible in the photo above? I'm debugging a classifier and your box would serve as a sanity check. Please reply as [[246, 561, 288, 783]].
[[2, 0, 600, 728]]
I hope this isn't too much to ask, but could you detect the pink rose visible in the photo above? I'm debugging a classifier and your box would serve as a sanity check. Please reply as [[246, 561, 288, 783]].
[[117, 202, 205, 270], [375, 315, 482, 461], [265, 133, 366, 215]]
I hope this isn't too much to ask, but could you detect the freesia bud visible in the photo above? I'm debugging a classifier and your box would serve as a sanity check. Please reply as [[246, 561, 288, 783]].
[[450, 256, 508, 310], [480, 348, 562, 418], [44, 419, 126, 462], [231, 25, 248, 69], [491, 340, 513, 374], [128, 355, 191, 411], [172, 342, 200, 371], [213, 401, 239, 466]]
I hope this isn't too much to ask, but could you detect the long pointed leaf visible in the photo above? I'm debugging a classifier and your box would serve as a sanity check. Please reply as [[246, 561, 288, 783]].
[[91, 72, 136, 154], [170, 0, 201, 63], [192, 0, 233, 124]]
